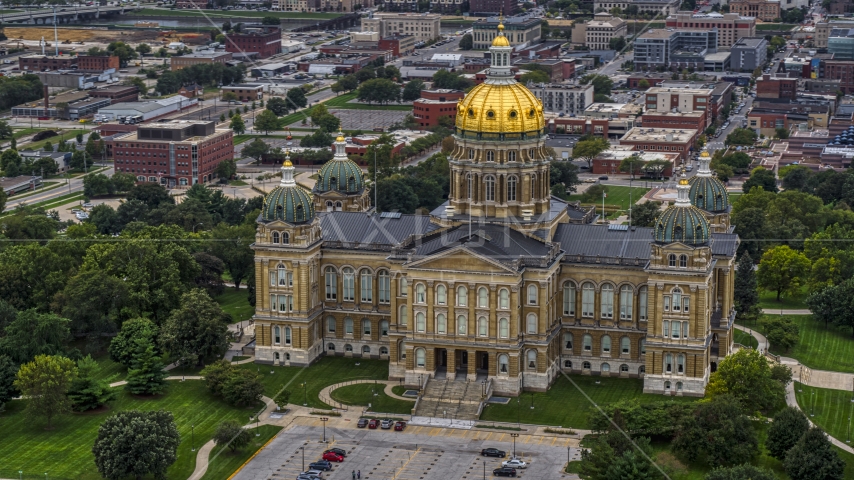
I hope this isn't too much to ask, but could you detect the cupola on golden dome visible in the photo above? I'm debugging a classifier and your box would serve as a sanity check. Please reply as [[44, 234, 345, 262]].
[[492, 23, 511, 47]]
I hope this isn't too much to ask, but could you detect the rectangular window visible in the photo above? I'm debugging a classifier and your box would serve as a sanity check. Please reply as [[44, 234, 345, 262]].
[[278, 295, 288, 313], [278, 268, 287, 286], [269, 271, 276, 287], [270, 294, 277, 312], [379, 275, 390, 304], [683, 297, 690, 312], [582, 288, 595, 318], [663, 296, 671, 312], [563, 285, 575, 316], [287, 272, 293, 287]]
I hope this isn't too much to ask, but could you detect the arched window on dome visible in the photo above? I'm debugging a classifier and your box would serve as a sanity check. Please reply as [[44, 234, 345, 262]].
[[508, 151, 516, 162], [674, 225, 682, 238], [272, 231, 280, 244], [486, 150, 495, 162], [329, 176, 337, 188], [295, 204, 305, 222], [485, 176, 495, 201], [282, 232, 289, 245], [335, 201, 342, 211], [348, 176, 356, 192], [507, 176, 517, 202], [696, 225, 704, 239]]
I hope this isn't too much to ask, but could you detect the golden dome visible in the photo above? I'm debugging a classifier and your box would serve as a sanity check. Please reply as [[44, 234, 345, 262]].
[[700, 149, 710, 158], [283, 150, 292, 167], [336, 129, 345, 143], [455, 82, 545, 134], [679, 177, 689, 186], [492, 27, 511, 47]]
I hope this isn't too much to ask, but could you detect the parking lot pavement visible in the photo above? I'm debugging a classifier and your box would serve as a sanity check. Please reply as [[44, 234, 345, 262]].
[[329, 109, 411, 131], [233, 424, 581, 480]]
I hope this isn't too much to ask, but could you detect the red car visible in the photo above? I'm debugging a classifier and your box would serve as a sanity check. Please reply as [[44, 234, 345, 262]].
[[368, 419, 379, 429], [394, 421, 406, 431], [322, 451, 344, 462]]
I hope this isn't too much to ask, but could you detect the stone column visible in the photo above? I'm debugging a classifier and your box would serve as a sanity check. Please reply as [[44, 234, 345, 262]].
[[538, 281, 548, 335], [467, 348, 477, 380], [489, 285, 497, 338], [447, 348, 456, 380], [510, 286, 519, 338], [299, 262, 308, 313], [468, 283, 476, 339]]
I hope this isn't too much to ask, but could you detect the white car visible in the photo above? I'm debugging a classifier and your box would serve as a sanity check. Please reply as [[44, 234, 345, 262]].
[[502, 459, 528, 469]]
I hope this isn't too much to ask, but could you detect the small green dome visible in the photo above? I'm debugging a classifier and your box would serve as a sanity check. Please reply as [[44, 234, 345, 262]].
[[262, 185, 315, 224], [689, 176, 729, 213], [315, 157, 364, 194], [654, 205, 710, 245]]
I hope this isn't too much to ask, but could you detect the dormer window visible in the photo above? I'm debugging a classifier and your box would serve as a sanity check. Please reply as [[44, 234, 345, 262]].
[[509, 110, 517, 119], [486, 110, 495, 119]]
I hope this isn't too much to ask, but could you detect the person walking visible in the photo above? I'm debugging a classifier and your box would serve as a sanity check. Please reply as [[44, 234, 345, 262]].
[[357, 471, 361, 479], [352, 471, 356, 480]]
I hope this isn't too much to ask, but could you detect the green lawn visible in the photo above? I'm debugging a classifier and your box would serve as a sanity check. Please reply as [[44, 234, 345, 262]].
[[21, 129, 88, 152], [479, 375, 696, 429], [391, 385, 409, 397], [322, 92, 412, 111], [330, 383, 415, 414], [733, 328, 759, 349], [238, 356, 390, 410], [201, 424, 283, 480], [215, 288, 254, 324], [758, 285, 808, 310], [794, 382, 854, 444], [135, 7, 341, 18], [12, 127, 45, 139], [753, 314, 854, 373], [568, 185, 651, 219], [0, 381, 263, 480]]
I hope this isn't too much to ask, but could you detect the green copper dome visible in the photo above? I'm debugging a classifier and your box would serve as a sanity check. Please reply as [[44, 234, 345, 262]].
[[261, 156, 315, 224], [689, 176, 729, 213], [653, 176, 711, 245], [314, 132, 365, 195]]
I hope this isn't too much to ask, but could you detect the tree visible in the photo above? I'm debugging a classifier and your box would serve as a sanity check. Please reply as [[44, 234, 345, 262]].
[[0, 354, 20, 409], [761, 316, 799, 352], [459, 33, 473, 50], [221, 368, 264, 407], [262, 15, 280, 25], [767, 406, 810, 460], [14, 355, 77, 429], [784, 427, 845, 480], [637, 79, 650, 89], [242, 138, 270, 162], [67, 355, 117, 412], [574, 137, 611, 168], [222, 91, 238, 103], [630, 201, 660, 227], [266, 97, 289, 116], [618, 154, 645, 179], [706, 348, 790, 414], [757, 245, 810, 302], [300, 129, 334, 148], [672, 395, 758, 467], [725, 128, 758, 146], [216, 159, 237, 181], [55, 270, 129, 341], [286, 87, 307, 109], [126, 182, 174, 208], [159, 289, 231, 364], [609, 36, 626, 51], [581, 74, 614, 96], [580, 412, 658, 480], [92, 410, 180, 480], [705, 465, 777, 480], [0, 119, 13, 140], [581, 183, 608, 203], [125, 336, 168, 395], [776, 127, 790, 139], [208, 222, 256, 290], [357, 78, 401, 105], [519, 70, 551, 84], [0, 309, 70, 365], [109, 318, 159, 368], [733, 252, 761, 324], [376, 177, 419, 213], [742, 168, 778, 193], [107, 41, 138, 66], [807, 278, 854, 334], [337, 74, 359, 92], [125, 76, 148, 96], [200, 360, 235, 397], [316, 113, 340, 133], [230, 114, 246, 135], [213, 420, 252, 453], [254, 109, 279, 134], [550, 161, 580, 195], [356, 67, 376, 83]]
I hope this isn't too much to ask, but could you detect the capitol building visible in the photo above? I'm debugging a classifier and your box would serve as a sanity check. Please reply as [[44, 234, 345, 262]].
[[250, 21, 739, 397]]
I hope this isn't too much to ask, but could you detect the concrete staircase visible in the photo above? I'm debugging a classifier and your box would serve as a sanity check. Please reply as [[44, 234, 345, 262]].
[[413, 378, 487, 421]]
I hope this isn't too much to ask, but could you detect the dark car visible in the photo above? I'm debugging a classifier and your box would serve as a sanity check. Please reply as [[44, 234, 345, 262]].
[[324, 447, 347, 457], [357, 418, 369, 428], [368, 418, 379, 429], [394, 421, 406, 431], [598, 175, 609, 180], [309, 461, 332, 471], [481, 448, 506, 458], [493, 467, 517, 477]]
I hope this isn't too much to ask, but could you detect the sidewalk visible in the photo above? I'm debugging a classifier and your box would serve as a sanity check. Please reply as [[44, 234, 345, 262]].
[[760, 308, 811, 315], [317, 379, 415, 410]]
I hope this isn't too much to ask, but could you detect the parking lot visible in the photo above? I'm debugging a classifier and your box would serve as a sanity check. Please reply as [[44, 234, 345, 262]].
[[233, 420, 581, 480]]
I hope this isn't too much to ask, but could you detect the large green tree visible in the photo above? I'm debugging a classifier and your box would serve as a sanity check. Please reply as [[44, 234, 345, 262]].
[[783, 427, 845, 480], [242, 138, 270, 163], [254, 109, 279, 134], [573, 137, 611, 168], [767, 407, 810, 460], [673, 395, 758, 467], [230, 114, 246, 135], [54, 270, 129, 340], [14, 354, 77, 429], [0, 309, 70, 365], [402, 79, 425, 101], [806, 278, 854, 334], [92, 410, 180, 480], [706, 348, 790, 413], [630, 201, 661, 228], [742, 168, 778, 193], [266, 97, 289, 116], [757, 245, 810, 302], [159, 289, 231, 364], [213, 419, 252, 453], [125, 336, 168, 396], [760, 316, 799, 352], [733, 253, 760, 323], [0, 354, 20, 409], [67, 355, 117, 412], [208, 222, 255, 290], [109, 318, 160, 368], [705, 465, 776, 480]]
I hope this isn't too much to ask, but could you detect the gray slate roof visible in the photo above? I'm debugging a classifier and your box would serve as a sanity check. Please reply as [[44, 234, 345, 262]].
[[710, 233, 738, 257], [555, 224, 654, 260], [411, 224, 554, 264], [319, 211, 439, 248]]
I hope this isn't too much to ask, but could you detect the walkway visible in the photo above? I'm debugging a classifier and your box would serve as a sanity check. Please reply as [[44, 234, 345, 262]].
[[761, 308, 812, 315], [317, 379, 415, 410]]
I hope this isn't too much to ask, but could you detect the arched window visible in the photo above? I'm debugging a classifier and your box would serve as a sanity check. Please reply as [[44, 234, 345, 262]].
[[601, 363, 610, 373], [399, 306, 408, 326], [416, 283, 426, 304], [583, 334, 592, 351], [457, 285, 467, 307], [582, 282, 595, 317], [325, 267, 337, 300], [508, 151, 516, 162], [621, 364, 630, 373], [400, 276, 408, 296], [679, 254, 687, 268], [527, 350, 537, 370], [380, 320, 389, 337], [507, 176, 517, 202], [457, 315, 467, 335], [665, 380, 671, 391], [601, 284, 614, 318], [380, 346, 389, 355], [563, 283, 576, 316], [342, 267, 355, 301], [378, 270, 390, 304], [640, 339, 646, 355], [274, 326, 281, 345], [478, 316, 488, 336], [327, 316, 336, 333], [436, 284, 447, 305], [676, 381, 683, 392], [416, 312, 426, 332], [334, 202, 342, 212], [677, 354, 685, 374], [486, 150, 495, 162], [498, 354, 509, 373], [499, 318, 509, 338], [526, 313, 537, 334], [278, 264, 287, 286], [360, 269, 373, 303], [563, 333, 573, 350], [362, 345, 371, 355], [326, 200, 333, 212], [327, 343, 336, 351], [437, 314, 446, 334], [583, 361, 591, 369], [468, 148, 475, 159], [282, 232, 289, 244], [415, 348, 426, 367], [564, 360, 572, 368], [485, 176, 495, 201], [639, 286, 648, 320], [362, 318, 371, 336], [499, 288, 509, 309], [668, 254, 676, 267], [471, 287, 484, 308], [619, 285, 633, 320], [601, 335, 611, 355], [284, 326, 291, 345], [275, 352, 280, 361], [665, 353, 673, 373], [527, 284, 538, 305], [345, 344, 353, 352], [621, 336, 630, 354], [344, 317, 353, 335], [272, 231, 280, 244], [672, 287, 682, 312]]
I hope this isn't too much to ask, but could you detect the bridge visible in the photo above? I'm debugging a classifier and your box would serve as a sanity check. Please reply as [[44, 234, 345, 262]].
[[0, 6, 126, 25]]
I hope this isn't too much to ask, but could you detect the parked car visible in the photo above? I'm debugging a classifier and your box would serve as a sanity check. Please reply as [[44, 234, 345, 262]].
[[324, 447, 347, 457], [598, 175, 608, 180], [502, 459, 528, 469], [357, 418, 369, 428], [308, 461, 332, 471], [297, 475, 321, 480], [321, 451, 344, 462], [493, 467, 517, 477], [394, 421, 407, 431], [381, 419, 393, 429], [368, 419, 379, 429], [302, 469, 324, 477], [481, 448, 506, 458]]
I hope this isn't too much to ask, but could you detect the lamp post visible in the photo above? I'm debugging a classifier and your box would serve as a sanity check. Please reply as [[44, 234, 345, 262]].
[[517, 397, 521, 428], [482, 461, 486, 480], [811, 391, 815, 417], [303, 382, 308, 406], [321, 417, 329, 443], [530, 392, 534, 410], [300, 446, 305, 471], [191, 424, 195, 451], [510, 433, 519, 459]]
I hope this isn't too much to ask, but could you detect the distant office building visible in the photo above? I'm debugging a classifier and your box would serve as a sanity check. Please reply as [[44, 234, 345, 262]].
[[76, 55, 121, 72], [593, 0, 681, 15], [828, 28, 854, 61], [467, 0, 517, 15], [574, 13, 627, 51], [221, 84, 265, 101], [665, 13, 756, 50], [171, 51, 233, 71], [361, 13, 441, 43], [755, 75, 797, 100], [471, 16, 542, 49], [728, 0, 780, 22], [531, 83, 594, 116], [412, 89, 465, 128], [224, 24, 282, 59], [730, 37, 768, 72], [633, 29, 717, 71], [619, 127, 698, 162]]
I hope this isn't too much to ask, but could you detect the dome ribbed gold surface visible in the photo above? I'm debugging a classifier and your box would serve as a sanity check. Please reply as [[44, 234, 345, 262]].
[[455, 82, 544, 134]]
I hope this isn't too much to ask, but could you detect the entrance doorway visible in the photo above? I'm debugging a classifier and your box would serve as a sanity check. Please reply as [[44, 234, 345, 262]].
[[435, 348, 447, 368], [479, 351, 488, 371]]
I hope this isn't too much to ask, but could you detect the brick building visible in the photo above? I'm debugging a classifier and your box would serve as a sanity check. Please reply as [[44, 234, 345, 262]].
[[221, 83, 265, 101], [77, 55, 121, 72], [224, 25, 282, 59], [639, 111, 707, 132], [618, 127, 698, 162], [19, 54, 76, 72], [755, 74, 797, 100], [824, 60, 854, 94], [592, 146, 679, 177], [361, 13, 441, 43], [412, 89, 464, 128], [377, 35, 416, 57], [110, 120, 234, 187], [728, 0, 780, 22], [171, 51, 234, 71], [468, 0, 516, 15], [88, 85, 139, 104]]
